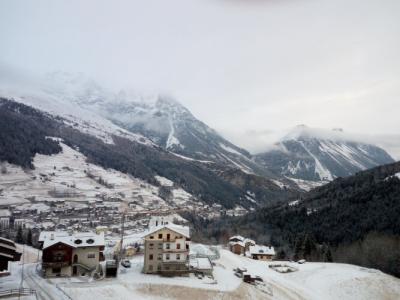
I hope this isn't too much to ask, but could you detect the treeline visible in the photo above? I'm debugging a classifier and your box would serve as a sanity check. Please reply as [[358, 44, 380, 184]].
[[0, 98, 294, 209], [0, 98, 62, 168], [189, 162, 400, 277]]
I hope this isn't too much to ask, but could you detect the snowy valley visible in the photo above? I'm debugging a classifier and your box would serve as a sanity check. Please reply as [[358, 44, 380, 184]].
[[3, 243, 400, 300]]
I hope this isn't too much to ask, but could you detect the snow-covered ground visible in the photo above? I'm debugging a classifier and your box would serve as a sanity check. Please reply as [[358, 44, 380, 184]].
[[4, 246, 399, 300], [286, 176, 327, 192], [0, 143, 198, 211]]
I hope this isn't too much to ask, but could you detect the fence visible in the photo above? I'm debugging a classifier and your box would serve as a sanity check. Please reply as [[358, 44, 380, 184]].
[[0, 288, 37, 298]]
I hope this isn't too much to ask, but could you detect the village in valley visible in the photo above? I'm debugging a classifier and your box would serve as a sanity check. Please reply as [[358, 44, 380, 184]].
[[2, 214, 400, 300], [0, 214, 279, 298]]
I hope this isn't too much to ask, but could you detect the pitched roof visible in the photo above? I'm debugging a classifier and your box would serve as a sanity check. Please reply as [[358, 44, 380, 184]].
[[244, 238, 255, 245], [249, 245, 275, 256], [189, 257, 212, 270], [230, 241, 245, 247], [143, 224, 190, 238], [0, 237, 17, 250], [39, 231, 105, 249], [229, 235, 245, 242], [0, 251, 14, 259]]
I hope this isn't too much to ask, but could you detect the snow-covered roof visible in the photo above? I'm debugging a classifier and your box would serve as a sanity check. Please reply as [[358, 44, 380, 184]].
[[0, 209, 11, 217], [0, 237, 17, 251], [190, 257, 213, 270], [144, 224, 190, 238], [229, 235, 245, 242], [244, 238, 255, 245], [0, 251, 14, 259], [249, 245, 275, 256], [39, 231, 105, 249], [230, 241, 245, 248]]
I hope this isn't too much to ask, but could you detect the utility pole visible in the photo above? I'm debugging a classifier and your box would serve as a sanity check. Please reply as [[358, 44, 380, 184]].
[[119, 213, 125, 264], [18, 244, 25, 300]]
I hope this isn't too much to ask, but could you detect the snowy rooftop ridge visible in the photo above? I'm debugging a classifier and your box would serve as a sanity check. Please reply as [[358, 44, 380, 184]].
[[144, 224, 190, 238], [39, 231, 105, 249], [249, 245, 275, 256]]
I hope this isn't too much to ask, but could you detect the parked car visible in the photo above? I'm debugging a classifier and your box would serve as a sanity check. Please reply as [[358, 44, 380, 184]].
[[297, 259, 306, 264], [234, 271, 243, 278], [121, 259, 131, 268]]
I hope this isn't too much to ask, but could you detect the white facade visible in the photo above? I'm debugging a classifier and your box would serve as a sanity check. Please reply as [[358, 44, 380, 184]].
[[0, 217, 9, 229], [148, 215, 174, 228]]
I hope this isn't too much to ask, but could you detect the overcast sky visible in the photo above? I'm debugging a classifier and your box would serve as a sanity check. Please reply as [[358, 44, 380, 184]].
[[1, 0, 399, 156]]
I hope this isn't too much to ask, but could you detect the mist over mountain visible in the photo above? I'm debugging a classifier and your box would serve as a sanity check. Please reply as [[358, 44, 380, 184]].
[[2, 72, 279, 178], [255, 125, 395, 182]]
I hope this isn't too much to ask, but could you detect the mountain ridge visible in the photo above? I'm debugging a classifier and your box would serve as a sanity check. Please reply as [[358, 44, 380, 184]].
[[255, 125, 395, 182]]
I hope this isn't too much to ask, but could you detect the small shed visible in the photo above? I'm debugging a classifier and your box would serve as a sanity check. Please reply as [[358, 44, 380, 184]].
[[190, 257, 213, 276]]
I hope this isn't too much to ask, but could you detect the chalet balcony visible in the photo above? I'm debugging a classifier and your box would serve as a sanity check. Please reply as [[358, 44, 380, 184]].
[[163, 248, 189, 253], [161, 260, 188, 265], [42, 261, 71, 268]]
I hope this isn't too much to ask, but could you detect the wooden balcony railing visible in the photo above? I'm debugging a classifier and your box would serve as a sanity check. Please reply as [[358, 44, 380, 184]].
[[42, 261, 71, 268]]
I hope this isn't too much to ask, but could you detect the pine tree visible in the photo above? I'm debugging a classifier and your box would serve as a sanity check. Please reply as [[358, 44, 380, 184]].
[[294, 236, 303, 260], [325, 247, 333, 262], [303, 234, 316, 260], [277, 249, 286, 260]]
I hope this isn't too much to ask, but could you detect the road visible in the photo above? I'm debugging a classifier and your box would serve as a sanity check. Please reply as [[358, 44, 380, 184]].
[[23, 263, 71, 300]]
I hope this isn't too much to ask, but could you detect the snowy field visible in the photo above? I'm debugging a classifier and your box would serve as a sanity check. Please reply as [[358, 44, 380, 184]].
[[0, 143, 197, 211], [4, 246, 400, 300]]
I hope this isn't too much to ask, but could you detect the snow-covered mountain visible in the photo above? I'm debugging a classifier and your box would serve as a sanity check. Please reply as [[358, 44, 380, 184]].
[[255, 125, 395, 182], [0, 91, 298, 212], [30, 72, 275, 176]]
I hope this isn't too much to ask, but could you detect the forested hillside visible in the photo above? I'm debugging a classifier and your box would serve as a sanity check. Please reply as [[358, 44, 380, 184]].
[[189, 161, 400, 277], [0, 98, 298, 209], [0, 100, 62, 168]]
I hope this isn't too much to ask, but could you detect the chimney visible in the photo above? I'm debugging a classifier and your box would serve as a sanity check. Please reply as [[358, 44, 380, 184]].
[[50, 233, 54, 240]]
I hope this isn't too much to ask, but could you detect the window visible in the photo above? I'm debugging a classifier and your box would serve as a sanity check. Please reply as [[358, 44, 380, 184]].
[[166, 233, 170, 240], [52, 267, 61, 273], [166, 254, 170, 260], [158, 233, 162, 239], [149, 243, 154, 249], [177, 243, 181, 249], [186, 244, 189, 250], [158, 243, 163, 249], [177, 254, 180, 260], [157, 264, 161, 271], [166, 243, 170, 250], [87, 253, 96, 259], [157, 254, 162, 261], [149, 254, 153, 260], [149, 236, 154, 239]]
